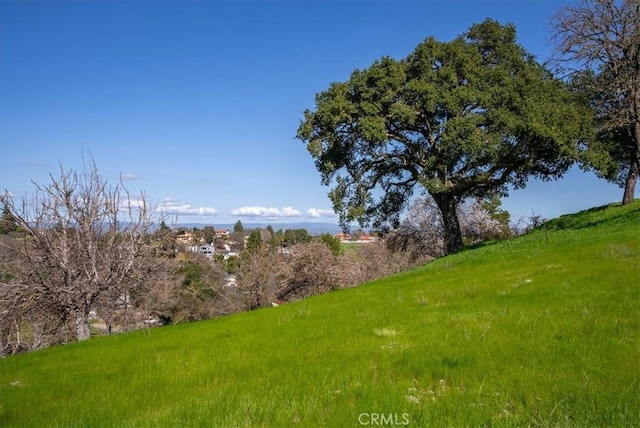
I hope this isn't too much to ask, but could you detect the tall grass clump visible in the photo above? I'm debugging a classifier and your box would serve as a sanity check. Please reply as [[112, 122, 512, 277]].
[[1, 201, 639, 427]]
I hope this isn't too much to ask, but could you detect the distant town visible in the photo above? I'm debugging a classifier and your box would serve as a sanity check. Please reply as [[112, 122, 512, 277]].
[[172, 221, 379, 261]]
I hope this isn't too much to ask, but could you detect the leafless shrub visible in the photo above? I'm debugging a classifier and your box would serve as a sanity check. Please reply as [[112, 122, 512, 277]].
[[236, 249, 279, 310], [386, 197, 445, 260], [336, 242, 429, 288], [276, 241, 339, 301], [509, 210, 549, 236]]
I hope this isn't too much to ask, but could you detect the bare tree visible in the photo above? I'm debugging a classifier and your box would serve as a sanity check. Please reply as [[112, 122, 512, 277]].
[[509, 210, 548, 236], [386, 197, 446, 260], [458, 200, 509, 243], [335, 241, 425, 288], [386, 196, 505, 259], [237, 248, 278, 310], [551, 0, 640, 204], [276, 242, 339, 301], [0, 160, 156, 344], [0, 233, 72, 353]]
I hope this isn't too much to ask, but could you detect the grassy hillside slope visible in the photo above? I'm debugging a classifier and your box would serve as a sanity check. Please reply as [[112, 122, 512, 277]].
[[1, 202, 639, 427]]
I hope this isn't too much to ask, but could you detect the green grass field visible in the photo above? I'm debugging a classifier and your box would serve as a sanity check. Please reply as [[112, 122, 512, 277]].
[[1, 202, 639, 427]]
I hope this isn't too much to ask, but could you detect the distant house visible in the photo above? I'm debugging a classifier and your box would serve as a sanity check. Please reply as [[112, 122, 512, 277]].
[[335, 232, 378, 243], [176, 231, 195, 244], [190, 244, 215, 259], [336, 233, 351, 242], [222, 250, 239, 260], [215, 229, 231, 238], [356, 234, 378, 243]]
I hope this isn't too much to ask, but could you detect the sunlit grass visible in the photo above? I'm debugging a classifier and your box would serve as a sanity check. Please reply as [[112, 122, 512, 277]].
[[1, 201, 639, 426]]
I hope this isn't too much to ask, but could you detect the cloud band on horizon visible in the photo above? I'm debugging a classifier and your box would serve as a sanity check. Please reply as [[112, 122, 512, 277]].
[[230, 206, 301, 217]]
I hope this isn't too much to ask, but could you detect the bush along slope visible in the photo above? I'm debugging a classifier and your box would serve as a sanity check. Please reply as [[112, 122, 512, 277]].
[[1, 201, 639, 427]]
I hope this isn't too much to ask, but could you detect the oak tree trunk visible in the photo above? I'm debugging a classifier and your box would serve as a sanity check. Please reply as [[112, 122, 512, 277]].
[[432, 192, 464, 255], [622, 161, 638, 205]]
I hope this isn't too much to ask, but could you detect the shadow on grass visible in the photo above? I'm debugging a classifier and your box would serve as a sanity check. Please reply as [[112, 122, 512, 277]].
[[461, 239, 500, 253]]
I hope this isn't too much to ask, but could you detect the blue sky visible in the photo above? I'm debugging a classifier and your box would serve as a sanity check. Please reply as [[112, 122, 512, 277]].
[[0, 0, 634, 227]]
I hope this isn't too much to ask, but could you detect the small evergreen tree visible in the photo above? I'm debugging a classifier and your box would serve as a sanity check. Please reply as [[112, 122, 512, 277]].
[[0, 203, 17, 234], [246, 230, 263, 252], [318, 233, 342, 256]]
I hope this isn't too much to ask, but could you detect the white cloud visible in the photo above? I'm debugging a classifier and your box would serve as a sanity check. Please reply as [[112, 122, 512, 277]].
[[121, 173, 141, 181], [230, 206, 302, 217], [307, 208, 336, 218], [159, 200, 218, 216], [123, 199, 147, 210]]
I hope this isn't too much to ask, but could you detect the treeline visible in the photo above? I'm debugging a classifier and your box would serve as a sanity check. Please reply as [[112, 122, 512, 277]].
[[0, 162, 431, 354], [142, 237, 426, 327], [0, 162, 519, 355]]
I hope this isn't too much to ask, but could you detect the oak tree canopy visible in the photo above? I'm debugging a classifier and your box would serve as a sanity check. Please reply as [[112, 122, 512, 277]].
[[297, 19, 591, 254]]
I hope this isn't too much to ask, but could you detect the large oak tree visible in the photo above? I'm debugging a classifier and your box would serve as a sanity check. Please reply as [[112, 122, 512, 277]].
[[297, 19, 591, 254]]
